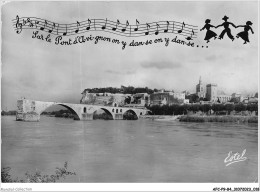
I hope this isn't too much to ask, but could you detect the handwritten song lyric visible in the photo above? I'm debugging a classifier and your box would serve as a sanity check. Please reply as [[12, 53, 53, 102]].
[[32, 30, 198, 50]]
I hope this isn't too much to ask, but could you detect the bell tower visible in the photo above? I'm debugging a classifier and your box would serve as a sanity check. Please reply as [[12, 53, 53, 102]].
[[196, 76, 205, 98]]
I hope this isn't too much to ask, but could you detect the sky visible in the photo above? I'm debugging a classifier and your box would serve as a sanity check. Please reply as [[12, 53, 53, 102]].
[[1, 1, 259, 110]]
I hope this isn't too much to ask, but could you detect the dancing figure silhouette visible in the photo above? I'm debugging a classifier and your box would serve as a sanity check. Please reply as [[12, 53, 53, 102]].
[[216, 16, 236, 41]]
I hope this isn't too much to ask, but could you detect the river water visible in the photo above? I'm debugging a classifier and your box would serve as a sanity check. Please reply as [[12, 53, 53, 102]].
[[1, 116, 258, 182]]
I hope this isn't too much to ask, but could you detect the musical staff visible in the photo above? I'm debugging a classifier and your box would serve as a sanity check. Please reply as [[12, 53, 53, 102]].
[[12, 16, 199, 39]]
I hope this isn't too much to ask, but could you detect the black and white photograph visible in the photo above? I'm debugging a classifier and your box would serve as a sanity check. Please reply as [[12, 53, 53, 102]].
[[1, 1, 259, 191]]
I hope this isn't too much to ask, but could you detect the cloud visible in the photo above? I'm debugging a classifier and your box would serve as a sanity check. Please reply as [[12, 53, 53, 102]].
[[205, 55, 217, 61], [105, 70, 121, 75], [105, 70, 136, 75], [125, 70, 136, 75], [234, 57, 245, 62], [140, 61, 182, 69]]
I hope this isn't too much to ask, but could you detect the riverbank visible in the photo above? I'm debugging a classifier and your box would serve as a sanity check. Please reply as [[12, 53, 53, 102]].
[[140, 115, 181, 121], [179, 115, 258, 123]]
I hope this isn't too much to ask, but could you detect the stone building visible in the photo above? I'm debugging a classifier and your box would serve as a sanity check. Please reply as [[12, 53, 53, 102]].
[[217, 95, 232, 103], [231, 93, 244, 102], [173, 92, 185, 100], [133, 93, 150, 106], [80, 89, 128, 107], [196, 76, 206, 98], [150, 91, 186, 105], [206, 84, 218, 102]]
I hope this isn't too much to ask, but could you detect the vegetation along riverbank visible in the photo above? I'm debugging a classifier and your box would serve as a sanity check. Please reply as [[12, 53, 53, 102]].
[[179, 115, 257, 123]]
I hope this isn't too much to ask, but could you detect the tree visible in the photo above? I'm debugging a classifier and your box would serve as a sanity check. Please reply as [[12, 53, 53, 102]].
[[247, 103, 258, 113], [230, 97, 240, 103], [225, 104, 235, 114], [188, 94, 199, 103], [124, 96, 131, 104], [190, 104, 200, 112], [1, 162, 76, 183], [212, 104, 225, 114], [202, 104, 211, 114], [234, 103, 246, 112]]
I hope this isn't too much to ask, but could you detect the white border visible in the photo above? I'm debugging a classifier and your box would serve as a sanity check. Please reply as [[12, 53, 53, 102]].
[[1, 183, 260, 191], [0, 0, 259, 191]]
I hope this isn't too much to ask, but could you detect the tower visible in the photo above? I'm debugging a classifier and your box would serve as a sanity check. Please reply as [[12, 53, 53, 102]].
[[206, 84, 218, 102], [196, 76, 205, 98]]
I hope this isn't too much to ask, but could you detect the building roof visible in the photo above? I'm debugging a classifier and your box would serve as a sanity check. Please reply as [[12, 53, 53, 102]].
[[206, 84, 217, 87]]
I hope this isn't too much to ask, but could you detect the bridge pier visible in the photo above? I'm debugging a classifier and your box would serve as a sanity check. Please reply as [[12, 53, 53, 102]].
[[114, 114, 124, 120], [81, 113, 94, 120], [16, 99, 41, 121], [16, 112, 40, 122]]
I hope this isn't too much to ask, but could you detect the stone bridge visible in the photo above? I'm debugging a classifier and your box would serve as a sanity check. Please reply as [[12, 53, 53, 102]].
[[16, 99, 148, 121]]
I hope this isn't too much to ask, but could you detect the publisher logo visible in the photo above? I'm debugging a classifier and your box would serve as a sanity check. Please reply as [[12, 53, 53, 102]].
[[224, 149, 247, 166]]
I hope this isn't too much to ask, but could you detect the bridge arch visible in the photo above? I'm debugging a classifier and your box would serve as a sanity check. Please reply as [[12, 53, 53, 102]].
[[39, 103, 81, 120], [123, 109, 138, 120], [93, 107, 114, 120]]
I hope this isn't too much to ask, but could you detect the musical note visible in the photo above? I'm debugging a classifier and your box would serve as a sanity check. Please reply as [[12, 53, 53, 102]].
[[75, 21, 80, 33], [102, 18, 107, 30], [86, 19, 91, 30], [48, 23, 56, 33], [134, 19, 139, 31], [121, 20, 129, 32], [112, 19, 120, 31], [186, 29, 194, 40], [40, 20, 47, 31], [15, 15, 23, 34], [178, 22, 185, 33], [63, 25, 67, 36], [155, 23, 160, 35], [145, 23, 150, 35], [164, 21, 169, 33]]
